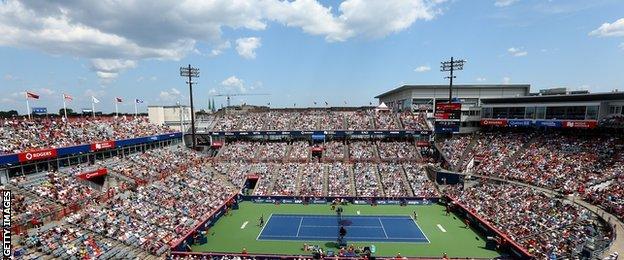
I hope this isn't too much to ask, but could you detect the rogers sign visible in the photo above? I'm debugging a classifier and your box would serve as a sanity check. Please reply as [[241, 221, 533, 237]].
[[18, 149, 58, 162]]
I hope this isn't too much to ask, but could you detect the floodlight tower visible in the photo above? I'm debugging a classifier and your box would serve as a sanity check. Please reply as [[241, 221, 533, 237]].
[[440, 57, 466, 103], [180, 64, 199, 149]]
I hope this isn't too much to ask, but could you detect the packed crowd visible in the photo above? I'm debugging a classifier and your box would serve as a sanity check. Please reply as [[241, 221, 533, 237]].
[[288, 141, 310, 161], [326, 162, 352, 196], [353, 163, 382, 197], [102, 147, 203, 182], [349, 141, 377, 161], [469, 131, 533, 175], [583, 152, 624, 219], [322, 141, 347, 161], [208, 109, 429, 131], [298, 163, 326, 196], [19, 224, 118, 259], [11, 171, 98, 206], [439, 135, 472, 170], [446, 182, 604, 258], [0, 117, 173, 154], [377, 141, 419, 161], [403, 164, 439, 197], [377, 163, 409, 197]]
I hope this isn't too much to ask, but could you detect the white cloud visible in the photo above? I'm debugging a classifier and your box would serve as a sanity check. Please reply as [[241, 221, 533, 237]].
[[0, 0, 444, 78], [90, 59, 137, 83], [3, 74, 15, 81], [590, 18, 624, 37], [620, 42, 624, 50], [507, 47, 528, 57], [495, 0, 518, 7], [221, 76, 246, 93], [235, 37, 261, 59], [414, 65, 431, 72], [502, 77, 511, 84], [159, 88, 183, 101], [84, 89, 105, 98], [210, 41, 231, 57], [476, 77, 486, 82]]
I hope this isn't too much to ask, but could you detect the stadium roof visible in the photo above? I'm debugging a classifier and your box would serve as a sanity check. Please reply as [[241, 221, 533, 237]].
[[375, 84, 531, 98], [481, 91, 624, 104]]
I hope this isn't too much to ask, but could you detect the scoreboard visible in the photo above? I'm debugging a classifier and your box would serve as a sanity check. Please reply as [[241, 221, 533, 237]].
[[434, 102, 461, 133]]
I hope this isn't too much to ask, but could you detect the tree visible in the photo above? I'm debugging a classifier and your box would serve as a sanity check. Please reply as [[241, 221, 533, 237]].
[[0, 110, 18, 118], [59, 108, 76, 117]]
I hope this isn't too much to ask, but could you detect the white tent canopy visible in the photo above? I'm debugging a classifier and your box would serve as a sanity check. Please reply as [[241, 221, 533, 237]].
[[375, 102, 390, 111]]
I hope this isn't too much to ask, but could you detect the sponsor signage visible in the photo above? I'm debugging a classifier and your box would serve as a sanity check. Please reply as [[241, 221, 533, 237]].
[[507, 119, 532, 127], [90, 141, 115, 151], [203, 130, 432, 137], [312, 199, 327, 204], [563, 120, 597, 129], [480, 119, 508, 127], [535, 120, 562, 128], [76, 168, 108, 180], [18, 148, 58, 162]]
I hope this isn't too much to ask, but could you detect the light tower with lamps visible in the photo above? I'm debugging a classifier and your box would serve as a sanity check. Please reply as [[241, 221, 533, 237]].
[[440, 57, 466, 103], [180, 64, 199, 149]]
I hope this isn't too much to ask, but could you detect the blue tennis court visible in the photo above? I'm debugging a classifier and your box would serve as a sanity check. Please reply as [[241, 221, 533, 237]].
[[257, 214, 429, 243]]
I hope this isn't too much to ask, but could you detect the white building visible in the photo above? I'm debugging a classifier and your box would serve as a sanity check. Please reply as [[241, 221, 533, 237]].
[[148, 105, 192, 131], [375, 84, 531, 133]]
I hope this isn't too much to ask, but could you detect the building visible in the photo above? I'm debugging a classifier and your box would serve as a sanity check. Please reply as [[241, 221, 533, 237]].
[[375, 84, 530, 133], [148, 105, 192, 131], [480, 91, 624, 128]]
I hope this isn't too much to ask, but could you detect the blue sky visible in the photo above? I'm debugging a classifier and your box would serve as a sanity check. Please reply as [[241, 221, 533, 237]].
[[1, 0, 623, 114]]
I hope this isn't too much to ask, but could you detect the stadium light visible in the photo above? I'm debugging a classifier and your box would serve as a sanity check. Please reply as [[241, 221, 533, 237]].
[[440, 57, 466, 103], [180, 64, 199, 149]]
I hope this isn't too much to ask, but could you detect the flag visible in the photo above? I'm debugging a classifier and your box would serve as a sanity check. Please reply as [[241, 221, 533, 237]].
[[135, 99, 144, 103], [26, 92, 39, 99], [325, 101, 328, 106], [313, 101, 317, 105], [92, 96, 100, 104], [63, 93, 73, 101], [116, 97, 123, 103]]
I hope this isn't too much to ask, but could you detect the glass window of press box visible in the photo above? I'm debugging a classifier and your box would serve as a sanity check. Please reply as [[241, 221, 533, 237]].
[[482, 105, 600, 120]]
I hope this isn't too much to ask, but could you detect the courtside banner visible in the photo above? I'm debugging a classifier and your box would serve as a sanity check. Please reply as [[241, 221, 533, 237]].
[[311, 199, 327, 204], [17, 148, 58, 163], [90, 141, 115, 151]]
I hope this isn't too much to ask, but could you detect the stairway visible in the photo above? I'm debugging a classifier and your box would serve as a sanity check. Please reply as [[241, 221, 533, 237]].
[[322, 164, 329, 196], [348, 164, 356, 196], [294, 167, 303, 196], [373, 165, 385, 197], [399, 166, 414, 196], [456, 134, 478, 171]]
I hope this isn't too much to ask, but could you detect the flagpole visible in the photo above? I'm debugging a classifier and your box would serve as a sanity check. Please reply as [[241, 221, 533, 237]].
[[26, 94, 31, 120], [134, 100, 138, 118], [92, 100, 95, 118], [63, 94, 67, 119], [115, 101, 119, 117]]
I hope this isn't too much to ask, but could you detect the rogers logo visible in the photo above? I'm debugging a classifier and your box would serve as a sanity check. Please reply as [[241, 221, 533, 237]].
[[25, 150, 53, 160]]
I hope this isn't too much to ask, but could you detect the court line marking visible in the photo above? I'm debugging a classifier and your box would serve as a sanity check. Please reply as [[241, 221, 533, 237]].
[[300, 225, 383, 229], [437, 224, 447, 233], [255, 213, 273, 240], [256, 237, 431, 244], [258, 234, 429, 240], [378, 217, 389, 238], [411, 215, 431, 243], [295, 217, 303, 237], [240, 221, 248, 229]]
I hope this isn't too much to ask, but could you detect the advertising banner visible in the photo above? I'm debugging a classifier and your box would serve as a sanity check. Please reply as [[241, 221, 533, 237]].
[[535, 120, 562, 128], [480, 119, 507, 127], [507, 119, 532, 127], [18, 148, 58, 162], [90, 141, 115, 151], [76, 168, 108, 180], [562, 120, 597, 129]]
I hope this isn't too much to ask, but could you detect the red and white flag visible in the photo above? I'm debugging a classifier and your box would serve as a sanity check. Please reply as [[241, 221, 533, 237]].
[[63, 93, 73, 101], [116, 97, 123, 103], [26, 92, 39, 99]]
